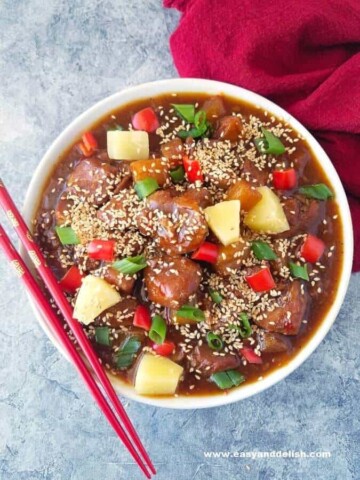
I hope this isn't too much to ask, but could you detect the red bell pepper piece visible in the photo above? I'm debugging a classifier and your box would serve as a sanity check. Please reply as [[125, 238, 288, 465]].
[[183, 155, 204, 183], [300, 234, 325, 263], [152, 340, 175, 357], [273, 168, 297, 190], [132, 107, 159, 133], [191, 241, 219, 264], [82, 132, 98, 151], [245, 267, 276, 292], [87, 239, 116, 262], [59, 265, 83, 293], [133, 305, 152, 331], [78, 132, 98, 157], [240, 347, 263, 364]]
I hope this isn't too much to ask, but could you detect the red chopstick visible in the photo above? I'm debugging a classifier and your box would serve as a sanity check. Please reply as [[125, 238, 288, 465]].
[[0, 180, 156, 477]]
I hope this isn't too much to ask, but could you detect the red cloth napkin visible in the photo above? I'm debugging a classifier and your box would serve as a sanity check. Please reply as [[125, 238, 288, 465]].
[[164, 0, 360, 271]]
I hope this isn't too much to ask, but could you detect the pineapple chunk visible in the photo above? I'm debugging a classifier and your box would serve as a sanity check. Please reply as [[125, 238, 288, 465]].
[[244, 186, 290, 234], [73, 275, 121, 325], [135, 354, 184, 396], [204, 200, 240, 246], [107, 130, 149, 161]]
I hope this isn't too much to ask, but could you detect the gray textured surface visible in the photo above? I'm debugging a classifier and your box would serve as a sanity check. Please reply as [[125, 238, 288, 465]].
[[0, 1, 359, 479]]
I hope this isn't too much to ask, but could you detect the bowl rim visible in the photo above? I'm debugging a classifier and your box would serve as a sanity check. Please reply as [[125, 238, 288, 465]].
[[22, 78, 354, 409]]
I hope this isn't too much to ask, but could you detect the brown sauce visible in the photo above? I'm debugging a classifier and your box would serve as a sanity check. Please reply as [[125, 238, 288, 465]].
[[33, 92, 344, 397]]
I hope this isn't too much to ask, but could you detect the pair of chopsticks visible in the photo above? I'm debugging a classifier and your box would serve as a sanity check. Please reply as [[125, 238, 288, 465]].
[[0, 179, 155, 478]]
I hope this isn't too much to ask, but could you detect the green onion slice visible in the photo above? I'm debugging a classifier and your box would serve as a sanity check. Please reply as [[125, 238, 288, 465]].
[[95, 327, 110, 346], [116, 336, 141, 369], [108, 122, 123, 131], [289, 262, 309, 281], [209, 289, 223, 304], [171, 104, 195, 123], [134, 177, 159, 200], [229, 312, 253, 338], [210, 369, 245, 390], [55, 226, 80, 245], [176, 305, 205, 322], [169, 166, 185, 183], [255, 127, 286, 155], [206, 332, 223, 351], [149, 315, 167, 345], [299, 184, 333, 200], [177, 109, 210, 139], [251, 241, 277, 261], [112, 255, 147, 275]]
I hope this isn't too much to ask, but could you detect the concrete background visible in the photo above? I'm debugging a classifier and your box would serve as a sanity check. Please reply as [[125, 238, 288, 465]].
[[0, 1, 359, 479]]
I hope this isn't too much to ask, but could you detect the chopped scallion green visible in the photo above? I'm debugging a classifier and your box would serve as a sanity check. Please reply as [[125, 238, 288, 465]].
[[169, 166, 185, 183], [254, 127, 285, 155], [55, 226, 80, 245], [171, 104, 195, 123], [251, 241, 277, 261], [95, 327, 110, 346], [112, 255, 147, 275], [149, 315, 167, 345], [289, 262, 309, 281], [134, 177, 159, 199], [229, 312, 253, 338], [209, 289, 223, 304], [115, 336, 141, 369], [299, 184, 333, 200], [206, 332, 223, 351], [176, 305, 205, 322], [210, 369, 245, 390]]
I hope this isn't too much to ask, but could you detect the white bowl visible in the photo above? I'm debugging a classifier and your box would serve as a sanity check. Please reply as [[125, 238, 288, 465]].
[[23, 79, 354, 409]]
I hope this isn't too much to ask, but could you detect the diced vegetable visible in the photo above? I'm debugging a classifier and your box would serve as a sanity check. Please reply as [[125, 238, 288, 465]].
[[116, 336, 142, 369], [149, 315, 167, 345], [251, 241, 277, 261], [82, 132, 98, 151], [206, 332, 223, 351], [73, 275, 121, 325], [55, 226, 80, 245], [229, 312, 252, 338], [133, 305, 152, 331], [240, 347, 263, 364], [59, 265, 83, 293], [177, 110, 210, 139], [107, 130, 149, 160], [210, 369, 245, 390], [244, 186, 290, 234], [112, 255, 147, 275], [300, 235, 325, 263], [183, 155, 204, 183], [226, 179, 262, 211], [255, 127, 285, 155], [160, 138, 183, 168], [134, 178, 159, 199], [132, 107, 159, 133], [171, 104, 195, 123], [95, 326, 110, 346], [289, 262, 309, 281], [176, 305, 205, 322], [299, 183, 333, 200], [245, 267, 276, 292], [209, 289, 223, 304], [273, 168, 297, 190], [201, 96, 226, 120], [204, 200, 240, 246], [130, 158, 169, 186], [135, 353, 184, 395], [169, 166, 185, 183], [87, 239, 116, 262], [78, 141, 93, 157], [152, 341, 175, 357], [191, 241, 219, 264]]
